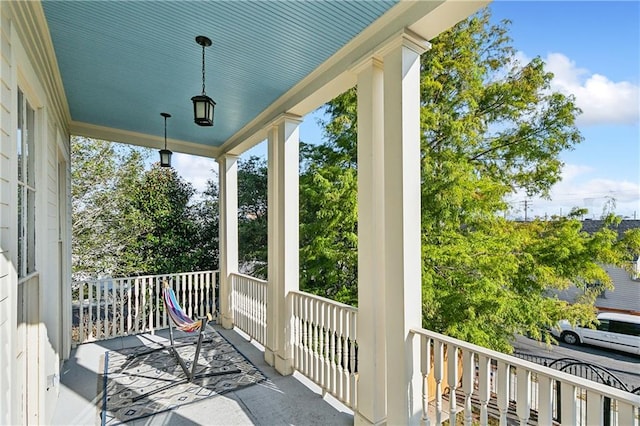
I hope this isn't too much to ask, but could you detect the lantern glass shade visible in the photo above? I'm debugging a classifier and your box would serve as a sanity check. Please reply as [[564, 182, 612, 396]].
[[191, 94, 216, 126], [159, 149, 172, 167]]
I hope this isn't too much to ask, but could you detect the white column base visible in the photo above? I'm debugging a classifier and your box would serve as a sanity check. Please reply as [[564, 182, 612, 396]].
[[274, 354, 294, 376], [264, 348, 275, 366], [355, 412, 388, 426], [264, 346, 294, 375], [219, 314, 233, 330]]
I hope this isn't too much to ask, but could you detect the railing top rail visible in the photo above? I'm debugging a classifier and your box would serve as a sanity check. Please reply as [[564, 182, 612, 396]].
[[290, 290, 358, 313], [230, 272, 268, 284], [74, 270, 218, 285], [411, 327, 640, 404]]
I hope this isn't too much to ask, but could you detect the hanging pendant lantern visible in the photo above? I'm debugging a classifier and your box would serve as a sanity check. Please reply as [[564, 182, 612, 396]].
[[191, 36, 216, 126], [159, 112, 172, 167]]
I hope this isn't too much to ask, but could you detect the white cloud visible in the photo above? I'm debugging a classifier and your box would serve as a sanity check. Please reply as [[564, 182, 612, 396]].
[[509, 164, 640, 219], [172, 153, 217, 195], [544, 53, 639, 126], [559, 163, 594, 181]]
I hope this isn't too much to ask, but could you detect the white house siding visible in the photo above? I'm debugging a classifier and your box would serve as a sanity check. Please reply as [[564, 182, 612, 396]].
[[0, 2, 72, 424], [0, 3, 16, 423], [552, 265, 640, 316], [597, 265, 640, 315]]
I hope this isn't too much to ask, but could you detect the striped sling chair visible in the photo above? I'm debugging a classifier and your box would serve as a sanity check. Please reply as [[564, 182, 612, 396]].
[[162, 281, 213, 382]]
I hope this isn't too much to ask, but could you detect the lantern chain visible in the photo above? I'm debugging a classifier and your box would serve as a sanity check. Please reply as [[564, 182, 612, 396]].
[[164, 115, 168, 149], [201, 44, 206, 96]]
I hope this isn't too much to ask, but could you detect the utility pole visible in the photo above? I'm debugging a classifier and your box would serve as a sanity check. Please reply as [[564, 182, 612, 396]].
[[520, 199, 532, 221]]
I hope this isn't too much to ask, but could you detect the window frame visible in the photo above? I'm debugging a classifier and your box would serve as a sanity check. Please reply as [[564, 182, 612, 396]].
[[17, 88, 37, 279]]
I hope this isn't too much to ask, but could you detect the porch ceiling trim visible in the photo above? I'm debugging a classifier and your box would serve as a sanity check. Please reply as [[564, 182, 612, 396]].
[[70, 121, 220, 159], [9, 1, 71, 137]]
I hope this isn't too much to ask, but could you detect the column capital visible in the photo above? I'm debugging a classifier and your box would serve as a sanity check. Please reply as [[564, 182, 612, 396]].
[[268, 112, 303, 129], [376, 29, 431, 59], [349, 55, 384, 76], [216, 153, 239, 165]]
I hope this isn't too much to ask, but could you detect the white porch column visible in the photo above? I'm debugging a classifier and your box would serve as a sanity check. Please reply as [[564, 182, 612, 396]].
[[217, 154, 239, 329], [382, 32, 430, 425], [265, 114, 302, 375], [354, 57, 387, 426]]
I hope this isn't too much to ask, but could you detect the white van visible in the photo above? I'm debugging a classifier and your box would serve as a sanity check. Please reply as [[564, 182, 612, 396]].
[[552, 312, 640, 356]]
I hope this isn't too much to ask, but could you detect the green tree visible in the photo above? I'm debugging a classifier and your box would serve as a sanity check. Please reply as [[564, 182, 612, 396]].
[[192, 175, 220, 272], [72, 137, 217, 278], [122, 165, 201, 274], [237, 156, 269, 278], [299, 8, 640, 352], [299, 142, 358, 305], [71, 137, 148, 278], [199, 156, 269, 278]]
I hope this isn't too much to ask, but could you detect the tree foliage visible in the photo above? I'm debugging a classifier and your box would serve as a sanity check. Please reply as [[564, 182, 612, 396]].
[[299, 143, 358, 305], [71, 137, 216, 278], [71, 137, 148, 278], [238, 156, 268, 278], [121, 165, 203, 274], [298, 8, 640, 352]]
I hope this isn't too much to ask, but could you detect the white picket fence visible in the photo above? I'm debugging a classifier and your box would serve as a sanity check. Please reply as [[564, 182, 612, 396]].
[[72, 271, 218, 344]]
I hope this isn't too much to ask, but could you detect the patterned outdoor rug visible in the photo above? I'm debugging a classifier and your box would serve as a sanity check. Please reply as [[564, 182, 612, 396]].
[[100, 329, 266, 425]]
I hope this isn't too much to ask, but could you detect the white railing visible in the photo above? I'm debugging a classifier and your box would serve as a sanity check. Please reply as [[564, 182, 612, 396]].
[[290, 291, 358, 410], [230, 272, 268, 346], [72, 271, 218, 344], [411, 327, 640, 426]]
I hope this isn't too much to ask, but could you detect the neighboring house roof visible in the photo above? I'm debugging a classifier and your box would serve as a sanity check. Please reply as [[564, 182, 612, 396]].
[[581, 219, 640, 239], [582, 219, 640, 261]]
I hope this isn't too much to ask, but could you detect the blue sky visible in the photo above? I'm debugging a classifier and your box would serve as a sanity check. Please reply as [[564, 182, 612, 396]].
[[490, 1, 640, 219], [174, 1, 639, 219]]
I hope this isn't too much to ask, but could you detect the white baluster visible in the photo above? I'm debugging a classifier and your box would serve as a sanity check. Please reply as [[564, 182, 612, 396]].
[[313, 299, 319, 382], [517, 368, 531, 424], [349, 310, 357, 408], [324, 302, 331, 390], [78, 283, 85, 342], [127, 279, 132, 334], [318, 300, 325, 388], [478, 355, 490, 426], [293, 294, 299, 369], [334, 307, 343, 401], [585, 390, 603, 426], [153, 276, 158, 332], [462, 350, 474, 426], [341, 309, 350, 403], [537, 375, 554, 425], [617, 400, 635, 426], [421, 336, 432, 426], [205, 271, 211, 319], [434, 340, 444, 425], [95, 281, 100, 338], [198, 273, 204, 317], [448, 345, 459, 422], [103, 278, 109, 338], [496, 361, 509, 426], [119, 279, 124, 336], [134, 279, 140, 333], [141, 277, 148, 332], [330, 304, 337, 396], [560, 382, 578, 426]]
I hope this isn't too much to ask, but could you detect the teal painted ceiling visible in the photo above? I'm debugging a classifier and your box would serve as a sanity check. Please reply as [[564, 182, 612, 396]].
[[42, 1, 398, 150]]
